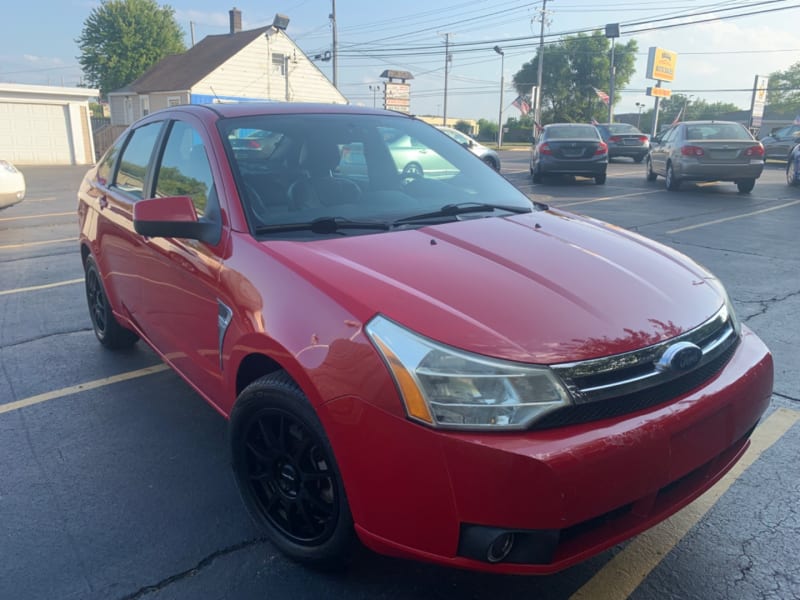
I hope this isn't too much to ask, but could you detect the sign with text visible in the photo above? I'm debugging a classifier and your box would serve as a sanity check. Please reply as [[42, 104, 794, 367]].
[[749, 75, 769, 129], [647, 86, 672, 98], [646, 47, 678, 82], [384, 82, 410, 113]]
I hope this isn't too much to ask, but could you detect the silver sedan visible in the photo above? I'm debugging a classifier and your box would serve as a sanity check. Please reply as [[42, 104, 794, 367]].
[[646, 121, 764, 193]]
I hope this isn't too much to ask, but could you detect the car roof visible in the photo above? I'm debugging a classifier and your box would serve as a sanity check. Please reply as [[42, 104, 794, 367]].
[[155, 102, 410, 120]]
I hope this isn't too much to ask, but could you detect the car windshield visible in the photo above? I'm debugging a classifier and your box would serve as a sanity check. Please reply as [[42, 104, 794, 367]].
[[546, 125, 598, 139], [605, 123, 641, 134], [685, 123, 753, 141], [219, 113, 534, 236]]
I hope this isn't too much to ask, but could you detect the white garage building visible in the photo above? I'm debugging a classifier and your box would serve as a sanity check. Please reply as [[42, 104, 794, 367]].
[[0, 83, 99, 165]]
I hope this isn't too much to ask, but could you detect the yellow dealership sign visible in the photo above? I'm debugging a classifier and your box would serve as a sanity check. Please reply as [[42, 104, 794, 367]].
[[646, 47, 678, 83], [647, 86, 672, 98]]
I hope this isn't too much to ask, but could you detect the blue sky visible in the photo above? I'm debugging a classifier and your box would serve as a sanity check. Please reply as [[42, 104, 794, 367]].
[[2, 0, 800, 122]]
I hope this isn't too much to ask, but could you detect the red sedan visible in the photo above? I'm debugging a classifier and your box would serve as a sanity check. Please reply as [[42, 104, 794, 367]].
[[78, 102, 772, 574]]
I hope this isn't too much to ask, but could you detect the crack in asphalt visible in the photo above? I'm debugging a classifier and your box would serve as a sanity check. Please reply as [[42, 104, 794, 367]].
[[117, 537, 268, 600], [0, 327, 94, 350], [735, 288, 800, 323]]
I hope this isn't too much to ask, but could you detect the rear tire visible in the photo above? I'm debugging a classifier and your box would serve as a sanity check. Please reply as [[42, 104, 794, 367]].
[[84, 255, 139, 350], [483, 156, 499, 171], [646, 157, 658, 182], [633, 155, 645, 164], [665, 163, 681, 191], [595, 173, 607, 185], [736, 179, 756, 194], [787, 157, 799, 186], [230, 371, 355, 569], [531, 163, 543, 184]]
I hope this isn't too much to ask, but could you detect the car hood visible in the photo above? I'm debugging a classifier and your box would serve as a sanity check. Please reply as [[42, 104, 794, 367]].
[[265, 210, 724, 364]]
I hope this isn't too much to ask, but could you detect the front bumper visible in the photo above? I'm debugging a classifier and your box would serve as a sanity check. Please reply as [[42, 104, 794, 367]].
[[318, 326, 772, 574]]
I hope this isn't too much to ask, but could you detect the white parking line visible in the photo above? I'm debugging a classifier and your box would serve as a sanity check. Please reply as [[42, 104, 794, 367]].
[[667, 199, 800, 234], [0, 365, 170, 415], [0, 237, 78, 250], [0, 211, 73, 222], [0, 278, 83, 296], [558, 189, 662, 207], [570, 407, 800, 600]]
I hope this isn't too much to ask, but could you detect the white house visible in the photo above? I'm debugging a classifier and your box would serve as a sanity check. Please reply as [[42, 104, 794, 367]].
[[0, 83, 99, 165], [107, 8, 346, 127]]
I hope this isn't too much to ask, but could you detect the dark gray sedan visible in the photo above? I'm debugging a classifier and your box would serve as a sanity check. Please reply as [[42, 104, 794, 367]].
[[646, 120, 765, 193], [596, 123, 650, 163], [530, 123, 608, 184], [758, 123, 800, 161]]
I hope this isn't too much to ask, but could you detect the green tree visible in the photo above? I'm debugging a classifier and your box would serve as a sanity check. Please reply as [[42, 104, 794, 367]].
[[454, 120, 472, 134], [766, 62, 800, 112], [77, 0, 185, 98], [512, 31, 638, 123]]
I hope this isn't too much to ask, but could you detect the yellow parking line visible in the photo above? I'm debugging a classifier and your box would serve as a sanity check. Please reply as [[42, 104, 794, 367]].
[[558, 189, 662, 207], [0, 278, 83, 296], [570, 407, 799, 600], [667, 199, 800, 234], [0, 211, 73, 222], [0, 237, 77, 250], [0, 364, 170, 415]]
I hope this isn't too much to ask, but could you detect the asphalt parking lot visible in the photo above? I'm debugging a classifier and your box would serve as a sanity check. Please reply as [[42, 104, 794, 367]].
[[1, 159, 798, 600]]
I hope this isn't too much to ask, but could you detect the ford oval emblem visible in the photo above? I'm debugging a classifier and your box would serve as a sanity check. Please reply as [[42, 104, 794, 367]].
[[655, 341, 703, 373]]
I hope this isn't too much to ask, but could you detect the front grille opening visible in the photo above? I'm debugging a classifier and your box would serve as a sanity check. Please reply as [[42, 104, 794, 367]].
[[536, 339, 738, 430]]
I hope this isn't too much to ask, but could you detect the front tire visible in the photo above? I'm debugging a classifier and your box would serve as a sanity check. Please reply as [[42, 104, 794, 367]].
[[665, 162, 681, 191], [736, 178, 756, 194], [84, 255, 139, 350], [230, 372, 355, 568]]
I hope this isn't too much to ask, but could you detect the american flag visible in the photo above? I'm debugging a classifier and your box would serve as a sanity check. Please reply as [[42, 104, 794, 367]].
[[592, 87, 610, 106], [512, 95, 531, 116]]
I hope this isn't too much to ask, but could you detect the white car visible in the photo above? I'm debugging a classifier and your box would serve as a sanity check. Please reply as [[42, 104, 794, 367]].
[[436, 126, 501, 171], [0, 160, 25, 209]]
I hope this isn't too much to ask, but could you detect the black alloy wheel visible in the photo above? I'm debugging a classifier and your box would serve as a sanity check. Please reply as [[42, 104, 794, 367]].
[[230, 372, 354, 567], [84, 256, 139, 349]]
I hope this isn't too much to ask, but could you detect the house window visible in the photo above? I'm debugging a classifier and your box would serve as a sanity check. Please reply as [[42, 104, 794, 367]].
[[140, 96, 150, 116], [272, 53, 286, 76], [167, 96, 182, 107]]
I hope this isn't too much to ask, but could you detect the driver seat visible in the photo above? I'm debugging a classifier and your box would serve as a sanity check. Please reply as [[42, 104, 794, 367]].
[[288, 143, 361, 210]]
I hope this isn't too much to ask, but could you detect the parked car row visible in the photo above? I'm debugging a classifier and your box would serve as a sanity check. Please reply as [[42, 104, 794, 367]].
[[78, 102, 772, 577], [531, 119, 769, 194]]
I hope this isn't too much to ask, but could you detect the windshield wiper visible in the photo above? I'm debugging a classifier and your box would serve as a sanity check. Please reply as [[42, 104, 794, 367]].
[[392, 202, 532, 226], [255, 216, 391, 235]]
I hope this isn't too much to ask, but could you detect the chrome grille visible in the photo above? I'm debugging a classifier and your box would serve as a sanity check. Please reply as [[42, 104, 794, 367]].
[[538, 305, 739, 429]]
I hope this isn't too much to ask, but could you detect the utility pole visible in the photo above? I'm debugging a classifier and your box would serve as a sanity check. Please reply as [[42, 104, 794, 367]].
[[441, 33, 452, 126], [330, 0, 338, 88], [494, 46, 505, 148], [534, 0, 551, 129]]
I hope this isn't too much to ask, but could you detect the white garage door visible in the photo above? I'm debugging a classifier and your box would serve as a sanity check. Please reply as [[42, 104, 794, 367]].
[[0, 102, 72, 164]]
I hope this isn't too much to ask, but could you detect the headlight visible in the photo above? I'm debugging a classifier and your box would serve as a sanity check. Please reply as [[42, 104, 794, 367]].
[[366, 316, 572, 430]]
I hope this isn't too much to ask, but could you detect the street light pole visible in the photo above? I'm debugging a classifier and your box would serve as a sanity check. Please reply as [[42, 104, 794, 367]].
[[635, 102, 644, 128], [605, 23, 620, 123], [369, 84, 380, 108], [494, 46, 505, 149]]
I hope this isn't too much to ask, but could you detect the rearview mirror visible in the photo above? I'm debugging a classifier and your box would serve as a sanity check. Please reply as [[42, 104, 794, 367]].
[[133, 195, 221, 245]]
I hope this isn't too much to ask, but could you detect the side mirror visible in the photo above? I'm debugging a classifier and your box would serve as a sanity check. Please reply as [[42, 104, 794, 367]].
[[133, 195, 220, 245]]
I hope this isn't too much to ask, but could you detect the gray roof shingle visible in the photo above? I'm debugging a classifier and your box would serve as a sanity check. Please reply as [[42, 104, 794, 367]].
[[122, 26, 272, 93]]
